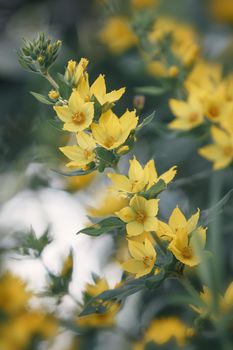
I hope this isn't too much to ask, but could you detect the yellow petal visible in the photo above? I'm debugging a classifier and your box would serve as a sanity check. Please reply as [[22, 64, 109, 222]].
[[157, 220, 174, 240], [159, 166, 177, 184], [107, 173, 132, 192], [126, 221, 144, 236], [145, 199, 159, 217], [68, 89, 84, 113], [128, 157, 144, 182], [169, 99, 191, 118], [211, 126, 230, 147], [168, 206, 187, 231], [122, 259, 145, 274], [144, 217, 158, 232], [130, 195, 147, 212], [91, 74, 106, 97], [145, 159, 158, 187], [54, 105, 72, 122], [224, 282, 233, 306], [105, 87, 125, 103], [77, 132, 96, 150], [116, 207, 136, 223], [187, 209, 200, 233], [119, 109, 138, 131]]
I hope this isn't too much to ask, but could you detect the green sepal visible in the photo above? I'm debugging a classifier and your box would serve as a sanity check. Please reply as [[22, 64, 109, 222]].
[[139, 179, 166, 199]]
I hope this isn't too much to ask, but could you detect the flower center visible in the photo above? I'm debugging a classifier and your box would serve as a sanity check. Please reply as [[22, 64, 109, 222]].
[[72, 112, 86, 125], [143, 255, 153, 268], [84, 95, 91, 102], [83, 149, 92, 160], [104, 136, 115, 148], [136, 211, 146, 224], [208, 105, 219, 118], [182, 246, 193, 259], [223, 145, 233, 157], [189, 112, 199, 123]]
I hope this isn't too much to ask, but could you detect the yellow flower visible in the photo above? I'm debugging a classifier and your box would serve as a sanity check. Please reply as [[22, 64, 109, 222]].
[[158, 206, 207, 266], [65, 58, 89, 87], [108, 157, 176, 193], [211, 0, 233, 23], [198, 126, 233, 170], [77, 73, 125, 107], [54, 89, 94, 132], [122, 239, 156, 278], [91, 109, 138, 150], [116, 195, 159, 236], [0, 272, 31, 315], [221, 281, 233, 312], [59, 132, 96, 169], [145, 317, 194, 347], [169, 94, 204, 130], [131, 0, 159, 9], [88, 188, 129, 217], [99, 16, 138, 54], [66, 172, 97, 191], [202, 85, 231, 123], [48, 89, 59, 100], [78, 279, 119, 328]]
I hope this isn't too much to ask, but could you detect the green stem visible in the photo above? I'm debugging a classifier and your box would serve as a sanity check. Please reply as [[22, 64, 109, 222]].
[[152, 231, 167, 254], [45, 72, 59, 90]]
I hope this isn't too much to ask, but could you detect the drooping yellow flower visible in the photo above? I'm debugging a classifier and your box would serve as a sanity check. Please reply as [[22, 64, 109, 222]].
[[122, 239, 156, 278], [144, 317, 194, 347], [59, 132, 96, 169], [65, 58, 89, 87], [99, 16, 138, 54], [91, 109, 138, 150], [0, 272, 31, 315], [116, 195, 159, 236], [169, 94, 204, 130], [54, 89, 94, 132], [167, 207, 207, 266], [108, 157, 176, 193], [66, 172, 97, 191], [77, 279, 119, 328], [88, 188, 129, 217], [198, 126, 233, 170]]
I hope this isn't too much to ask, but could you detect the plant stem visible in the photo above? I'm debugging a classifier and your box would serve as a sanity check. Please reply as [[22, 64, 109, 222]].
[[45, 72, 59, 90], [152, 231, 167, 254]]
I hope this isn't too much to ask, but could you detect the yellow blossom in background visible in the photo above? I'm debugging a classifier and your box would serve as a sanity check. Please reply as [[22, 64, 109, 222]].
[[202, 85, 231, 123], [198, 126, 233, 170], [144, 317, 194, 347], [159, 207, 207, 266], [131, 0, 159, 10], [78, 278, 119, 327], [0, 311, 57, 350], [60, 132, 96, 169], [116, 195, 159, 236], [99, 16, 138, 54], [108, 157, 176, 193], [169, 94, 204, 130], [66, 172, 97, 191], [54, 89, 94, 132], [91, 109, 138, 150], [65, 58, 89, 87], [122, 239, 156, 278], [88, 188, 129, 217], [211, 0, 233, 23], [221, 281, 233, 312], [0, 272, 31, 315]]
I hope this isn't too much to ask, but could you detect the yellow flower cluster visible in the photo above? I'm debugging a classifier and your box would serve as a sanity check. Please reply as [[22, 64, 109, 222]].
[[77, 278, 119, 328], [134, 316, 194, 349], [56, 58, 138, 170], [169, 61, 233, 169], [0, 272, 57, 350]]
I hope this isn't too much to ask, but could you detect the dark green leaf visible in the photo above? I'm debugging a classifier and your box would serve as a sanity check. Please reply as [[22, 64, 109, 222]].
[[139, 179, 166, 199], [30, 91, 54, 105], [17, 227, 52, 257], [78, 217, 125, 237]]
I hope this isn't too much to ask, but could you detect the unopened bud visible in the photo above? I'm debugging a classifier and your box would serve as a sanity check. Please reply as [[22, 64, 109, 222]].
[[133, 95, 145, 110]]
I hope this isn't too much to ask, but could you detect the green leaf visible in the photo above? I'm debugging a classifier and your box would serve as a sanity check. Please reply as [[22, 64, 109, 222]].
[[95, 147, 118, 172], [57, 73, 72, 100], [139, 179, 166, 199], [17, 227, 52, 257], [135, 86, 169, 96], [137, 111, 155, 131], [52, 163, 97, 177], [200, 189, 233, 226], [78, 217, 125, 237], [30, 91, 54, 105]]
